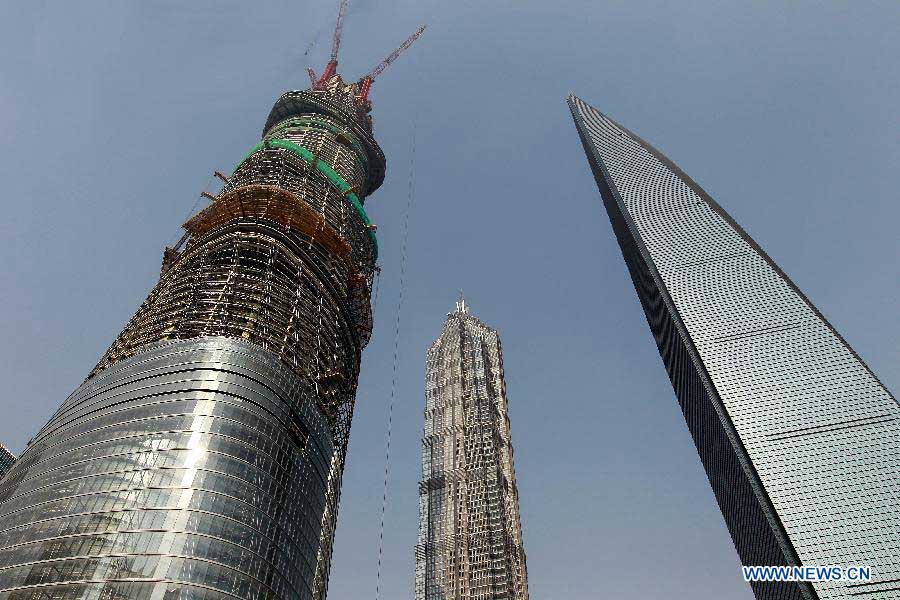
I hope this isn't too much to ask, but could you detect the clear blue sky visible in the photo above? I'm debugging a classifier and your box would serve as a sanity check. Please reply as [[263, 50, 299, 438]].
[[1, 2, 897, 599]]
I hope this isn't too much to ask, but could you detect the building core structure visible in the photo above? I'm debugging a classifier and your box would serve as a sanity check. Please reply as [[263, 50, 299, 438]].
[[569, 95, 899, 600], [0, 19, 422, 598], [416, 297, 529, 600]]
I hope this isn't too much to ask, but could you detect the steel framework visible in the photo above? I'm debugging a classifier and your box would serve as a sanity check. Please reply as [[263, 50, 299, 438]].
[[0, 71, 388, 600]]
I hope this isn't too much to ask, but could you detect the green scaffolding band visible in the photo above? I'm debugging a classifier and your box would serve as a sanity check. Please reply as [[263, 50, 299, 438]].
[[265, 118, 369, 169], [235, 138, 378, 260]]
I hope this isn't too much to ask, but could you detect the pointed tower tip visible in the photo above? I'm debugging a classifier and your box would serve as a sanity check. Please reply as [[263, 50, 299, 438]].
[[455, 291, 468, 314], [568, 94, 611, 121]]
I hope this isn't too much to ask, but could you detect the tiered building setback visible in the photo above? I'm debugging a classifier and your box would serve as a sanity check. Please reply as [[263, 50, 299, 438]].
[[569, 95, 900, 600], [416, 298, 529, 600], [0, 62, 394, 600]]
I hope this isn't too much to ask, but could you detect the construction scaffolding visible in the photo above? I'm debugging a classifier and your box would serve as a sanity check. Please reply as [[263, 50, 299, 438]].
[[0, 7, 425, 597], [416, 298, 530, 600], [81, 74, 387, 600]]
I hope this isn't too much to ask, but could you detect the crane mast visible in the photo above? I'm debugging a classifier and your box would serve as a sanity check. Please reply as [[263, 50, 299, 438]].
[[311, 0, 348, 89], [329, 0, 348, 63], [306, 0, 425, 105]]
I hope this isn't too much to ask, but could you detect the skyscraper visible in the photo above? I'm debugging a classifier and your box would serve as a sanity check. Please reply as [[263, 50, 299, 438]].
[[0, 39, 415, 600], [569, 95, 899, 600], [0, 444, 14, 480], [416, 297, 529, 600]]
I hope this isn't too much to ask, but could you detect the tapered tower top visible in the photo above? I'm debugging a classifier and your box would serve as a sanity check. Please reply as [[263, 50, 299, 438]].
[[262, 5, 424, 197], [455, 292, 469, 314]]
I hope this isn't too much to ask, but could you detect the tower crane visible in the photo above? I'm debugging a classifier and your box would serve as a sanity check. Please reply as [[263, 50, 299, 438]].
[[308, 0, 348, 89], [357, 25, 426, 102], [305, 0, 425, 103]]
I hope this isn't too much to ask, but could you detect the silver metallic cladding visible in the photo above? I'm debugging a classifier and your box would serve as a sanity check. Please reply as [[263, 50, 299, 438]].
[[0, 74, 383, 600], [0, 337, 334, 600], [569, 95, 900, 600], [569, 98, 808, 600]]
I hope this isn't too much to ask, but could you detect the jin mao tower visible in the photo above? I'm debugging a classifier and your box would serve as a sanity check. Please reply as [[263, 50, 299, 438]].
[[416, 298, 529, 600]]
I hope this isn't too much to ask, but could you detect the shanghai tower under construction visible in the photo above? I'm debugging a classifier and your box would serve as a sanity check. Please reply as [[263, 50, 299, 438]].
[[0, 7, 423, 599], [416, 297, 529, 600]]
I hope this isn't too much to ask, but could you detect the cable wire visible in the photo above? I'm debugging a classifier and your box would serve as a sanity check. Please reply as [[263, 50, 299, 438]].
[[374, 113, 417, 600]]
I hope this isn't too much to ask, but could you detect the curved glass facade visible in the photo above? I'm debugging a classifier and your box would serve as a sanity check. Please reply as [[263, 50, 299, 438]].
[[569, 95, 899, 600], [0, 446, 14, 481], [0, 72, 388, 599], [0, 338, 333, 599]]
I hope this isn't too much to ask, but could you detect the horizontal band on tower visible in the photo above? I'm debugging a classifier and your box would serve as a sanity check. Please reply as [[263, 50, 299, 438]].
[[265, 117, 371, 173], [183, 184, 354, 267], [235, 138, 378, 259]]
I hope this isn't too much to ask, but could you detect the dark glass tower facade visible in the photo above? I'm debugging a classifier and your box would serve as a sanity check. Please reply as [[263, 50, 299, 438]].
[[416, 298, 529, 600], [0, 446, 14, 480], [0, 74, 386, 599], [569, 95, 899, 600]]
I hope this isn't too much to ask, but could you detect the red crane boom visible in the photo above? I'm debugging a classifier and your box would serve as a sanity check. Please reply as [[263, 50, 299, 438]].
[[357, 25, 426, 101], [329, 0, 348, 64], [312, 0, 349, 88]]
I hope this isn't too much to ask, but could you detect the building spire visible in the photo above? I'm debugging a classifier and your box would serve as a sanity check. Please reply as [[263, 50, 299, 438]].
[[455, 291, 468, 314]]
